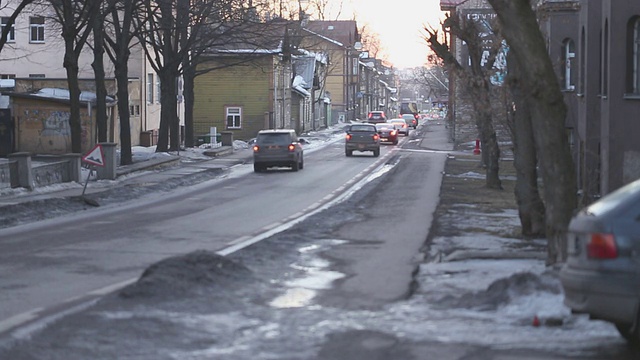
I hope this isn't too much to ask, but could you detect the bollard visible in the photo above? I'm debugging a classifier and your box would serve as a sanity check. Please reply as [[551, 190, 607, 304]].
[[473, 139, 481, 155]]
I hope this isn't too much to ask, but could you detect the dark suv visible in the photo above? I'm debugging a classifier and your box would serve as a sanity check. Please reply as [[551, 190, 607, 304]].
[[367, 111, 387, 124], [252, 129, 304, 172], [345, 123, 380, 157]]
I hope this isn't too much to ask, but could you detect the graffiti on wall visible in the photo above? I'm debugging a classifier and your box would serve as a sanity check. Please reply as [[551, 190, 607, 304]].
[[19, 107, 95, 154], [20, 108, 71, 154]]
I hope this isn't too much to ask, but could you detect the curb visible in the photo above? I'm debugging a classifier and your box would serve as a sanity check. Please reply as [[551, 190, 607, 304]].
[[115, 156, 181, 177]]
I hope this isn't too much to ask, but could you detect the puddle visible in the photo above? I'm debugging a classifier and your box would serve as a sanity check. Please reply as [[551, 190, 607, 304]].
[[270, 240, 347, 309]]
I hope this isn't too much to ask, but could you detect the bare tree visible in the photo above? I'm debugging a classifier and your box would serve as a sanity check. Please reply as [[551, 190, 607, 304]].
[[133, 0, 187, 152], [359, 24, 383, 59], [49, 0, 99, 153], [487, 0, 577, 264], [425, 15, 503, 189], [91, 0, 109, 143], [103, 0, 140, 165]]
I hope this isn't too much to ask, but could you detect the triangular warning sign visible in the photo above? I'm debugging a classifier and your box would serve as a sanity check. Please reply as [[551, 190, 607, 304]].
[[82, 144, 105, 167]]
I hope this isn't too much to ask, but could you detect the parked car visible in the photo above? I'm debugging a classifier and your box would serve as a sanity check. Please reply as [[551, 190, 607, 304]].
[[560, 178, 640, 345], [367, 111, 387, 124], [374, 123, 399, 145], [344, 123, 380, 157], [401, 113, 418, 128], [252, 129, 304, 172], [387, 118, 410, 136]]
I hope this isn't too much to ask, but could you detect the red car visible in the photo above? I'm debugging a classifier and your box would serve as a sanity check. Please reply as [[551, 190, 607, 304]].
[[375, 123, 399, 145]]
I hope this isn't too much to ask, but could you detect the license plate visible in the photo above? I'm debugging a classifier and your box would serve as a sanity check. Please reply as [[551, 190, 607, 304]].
[[381, 138, 388, 141], [358, 144, 365, 149]]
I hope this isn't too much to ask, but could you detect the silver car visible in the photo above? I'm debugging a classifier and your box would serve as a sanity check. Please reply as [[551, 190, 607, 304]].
[[560, 178, 640, 345], [252, 129, 304, 172], [387, 118, 410, 136]]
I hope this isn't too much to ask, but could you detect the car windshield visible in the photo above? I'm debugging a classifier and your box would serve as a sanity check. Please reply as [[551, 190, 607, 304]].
[[257, 133, 291, 144], [376, 124, 393, 130]]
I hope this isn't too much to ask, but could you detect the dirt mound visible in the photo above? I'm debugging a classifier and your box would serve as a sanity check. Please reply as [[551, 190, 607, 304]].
[[119, 250, 254, 299]]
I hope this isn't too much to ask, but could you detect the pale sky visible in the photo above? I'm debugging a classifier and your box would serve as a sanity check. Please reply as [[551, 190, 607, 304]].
[[326, 0, 446, 69]]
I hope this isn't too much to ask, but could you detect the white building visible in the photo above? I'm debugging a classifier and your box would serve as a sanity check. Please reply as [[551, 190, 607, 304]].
[[0, 1, 173, 148]]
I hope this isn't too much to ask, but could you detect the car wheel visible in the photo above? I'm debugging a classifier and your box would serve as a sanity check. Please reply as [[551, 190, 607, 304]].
[[299, 156, 304, 170], [253, 164, 262, 173], [291, 161, 299, 172], [373, 149, 380, 157], [393, 140, 398, 145], [346, 149, 352, 157]]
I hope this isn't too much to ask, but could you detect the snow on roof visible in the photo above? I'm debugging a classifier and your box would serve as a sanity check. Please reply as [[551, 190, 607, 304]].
[[292, 75, 310, 97], [0, 79, 15, 88], [32, 88, 115, 103]]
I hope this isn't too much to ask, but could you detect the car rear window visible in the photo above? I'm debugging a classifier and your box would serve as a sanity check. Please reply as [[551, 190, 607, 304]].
[[257, 133, 292, 144], [350, 125, 376, 132], [584, 180, 640, 216]]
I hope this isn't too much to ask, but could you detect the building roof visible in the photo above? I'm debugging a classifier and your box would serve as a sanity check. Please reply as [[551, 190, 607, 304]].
[[204, 20, 294, 55], [305, 20, 359, 47]]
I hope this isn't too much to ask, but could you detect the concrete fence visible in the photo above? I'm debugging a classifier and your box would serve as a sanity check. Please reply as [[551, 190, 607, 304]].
[[0, 142, 118, 191], [2, 153, 82, 190]]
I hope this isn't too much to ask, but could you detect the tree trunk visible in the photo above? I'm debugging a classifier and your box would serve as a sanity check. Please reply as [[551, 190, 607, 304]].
[[183, 64, 195, 148], [157, 68, 180, 152], [92, 6, 108, 143], [105, 0, 134, 165], [507, 51, 546, 237], [63, 40, 83, 154], [488, 0, 577, 264], [469, 77, 502, 189]]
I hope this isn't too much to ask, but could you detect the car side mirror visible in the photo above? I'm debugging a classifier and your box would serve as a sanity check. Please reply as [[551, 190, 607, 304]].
[[299, 138, 308, 145]]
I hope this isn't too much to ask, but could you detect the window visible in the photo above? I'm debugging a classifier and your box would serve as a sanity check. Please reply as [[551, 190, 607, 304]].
[[0, 74, 15, 79], [147, 73, 154, 103], [29, 16, 44, 43], [127, 104, 140, 116], [226, 107, 242, 129], [1, 17, 15, 42], [156, 77, 161, 103], [28, 74, 45, 78], [562, 39, 575, 91], [630, 17, 640, 94]]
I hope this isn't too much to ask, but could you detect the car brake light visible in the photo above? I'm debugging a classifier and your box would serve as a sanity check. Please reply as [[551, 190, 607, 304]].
[[373, 134, 379, 141], [346, 134, 352, 140], [288, 144, 296, 151], [253, 145, 260, 152], [390, 130, 397, 135], [587, 233, 618, 259]]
